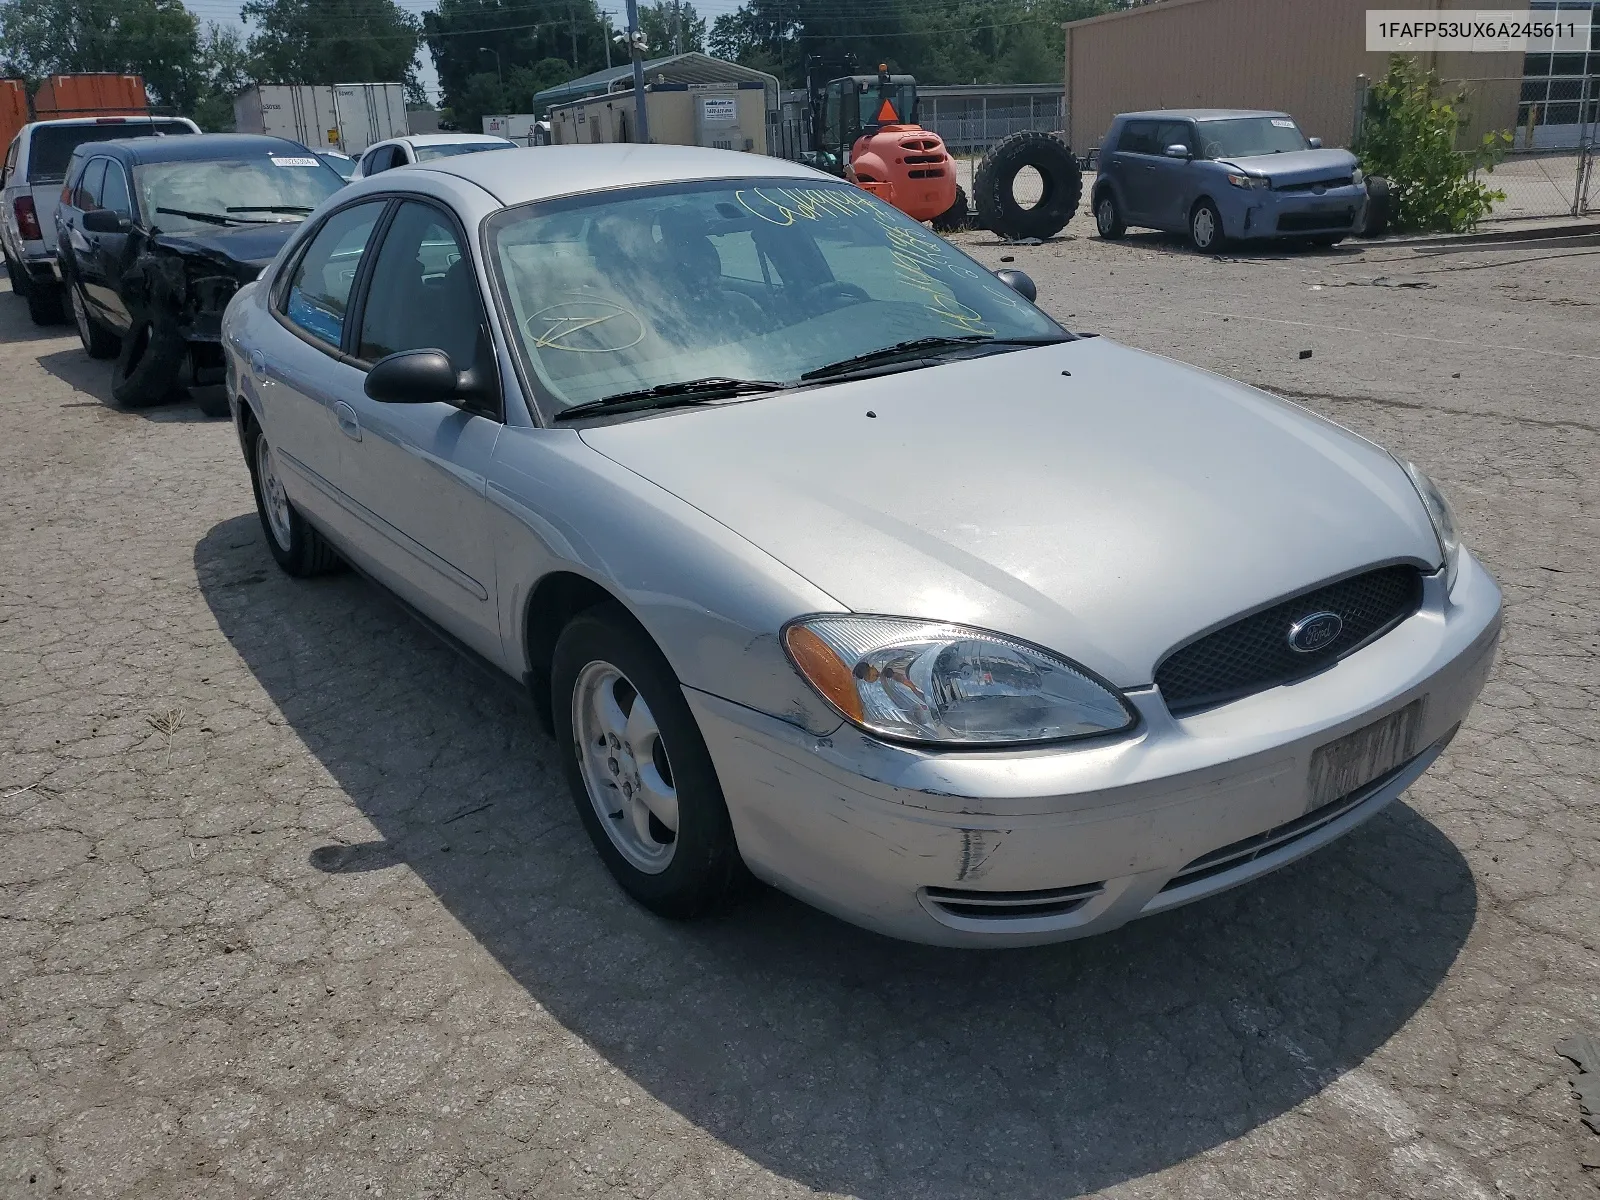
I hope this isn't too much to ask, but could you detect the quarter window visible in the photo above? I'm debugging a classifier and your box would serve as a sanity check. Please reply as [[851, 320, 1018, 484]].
[[357, 200, 482, 370], [280, 201, 385, 348]]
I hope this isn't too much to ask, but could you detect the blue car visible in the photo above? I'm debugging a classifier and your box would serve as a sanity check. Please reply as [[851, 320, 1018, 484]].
[[1092, 109, 1366, 252]]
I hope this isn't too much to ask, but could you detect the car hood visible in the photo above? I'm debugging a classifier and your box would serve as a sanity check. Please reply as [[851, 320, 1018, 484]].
[[1218, 147, 1358, 186], [578, 338, 1440, 688], [152, 222, 301, 273]]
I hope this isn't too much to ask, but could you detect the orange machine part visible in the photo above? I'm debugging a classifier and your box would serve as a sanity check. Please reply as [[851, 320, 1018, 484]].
[[848, 124, 958, 223], [32, 74, 148, 119], [0, 80, 27, 150]]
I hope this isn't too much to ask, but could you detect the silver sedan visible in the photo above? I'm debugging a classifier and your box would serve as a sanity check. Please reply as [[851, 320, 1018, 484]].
[[221, 145, 1501, 947]]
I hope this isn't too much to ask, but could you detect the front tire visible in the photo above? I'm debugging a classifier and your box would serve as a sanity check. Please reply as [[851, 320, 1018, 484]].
[[553, 605, 744, 919], [25, 278, 64, 326], [70, 281, 120, 359], [1189, 199, 1225, 253], [245, 423, 341, 577], [111, 310, 186, 407]]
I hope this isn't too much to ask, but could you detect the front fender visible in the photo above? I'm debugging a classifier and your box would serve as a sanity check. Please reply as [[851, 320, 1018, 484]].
[[486, 426, 847, 736]]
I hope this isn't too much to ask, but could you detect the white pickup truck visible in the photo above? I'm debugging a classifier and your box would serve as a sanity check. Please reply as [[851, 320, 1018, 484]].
[[2, 115, 198, 324]]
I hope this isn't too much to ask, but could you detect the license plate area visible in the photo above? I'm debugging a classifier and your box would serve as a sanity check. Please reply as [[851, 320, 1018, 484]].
[[1307, 699, 1425, 811]]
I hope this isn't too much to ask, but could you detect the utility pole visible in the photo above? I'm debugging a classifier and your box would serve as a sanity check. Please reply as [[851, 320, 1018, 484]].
[[625, 0, 650, 142], [603, 14, 612, 69]]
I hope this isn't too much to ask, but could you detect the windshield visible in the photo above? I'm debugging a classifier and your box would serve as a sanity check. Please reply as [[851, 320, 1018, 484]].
[[27, 120, 193, 183], [414, 141, 513, 162], [860, 83, 917, 126], [1196, 117, 1308, 159], [488, 178, 1063, 412], [134, 155, 344, 233], [317, 153, 356, 180]]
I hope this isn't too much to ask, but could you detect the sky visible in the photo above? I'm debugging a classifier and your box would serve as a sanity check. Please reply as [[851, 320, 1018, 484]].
[[180, 0, 746, 102]]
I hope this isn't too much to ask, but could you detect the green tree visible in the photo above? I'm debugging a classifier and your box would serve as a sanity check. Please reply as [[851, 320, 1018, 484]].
[[1358, 56, 1511, 233], [641, 1, 706, 56], [0, 0, 201, 110], [426, 0, 616, 127], [190, 23, 254, 131], [241, 0, 421, 87]]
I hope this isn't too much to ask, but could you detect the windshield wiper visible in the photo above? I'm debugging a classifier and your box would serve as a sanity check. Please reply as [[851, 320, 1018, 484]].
[[155, 206, 274, 226], [553, 377, 788, 421], [227, 205, 312, 214], [800, 335, 1067, 382]]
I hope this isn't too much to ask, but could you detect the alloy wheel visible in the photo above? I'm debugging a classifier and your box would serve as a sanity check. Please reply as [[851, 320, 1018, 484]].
[[254, 435, 293, 552], [572, 660, 679, 873]]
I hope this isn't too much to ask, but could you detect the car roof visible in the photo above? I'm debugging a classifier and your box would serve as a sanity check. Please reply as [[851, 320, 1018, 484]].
[[1115, 109, 1292, 123], [86, 132, 316, 165], [389, 143, 824, 206], [386, 133, 516, 147]]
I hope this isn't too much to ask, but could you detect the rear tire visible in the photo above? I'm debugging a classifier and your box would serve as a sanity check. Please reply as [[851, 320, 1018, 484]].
[[25, 279, 64, 326], [1094, 188, 1126, 239], [973, 130, 1083, 241], [111, 310, 186, 407], [70, 280, 120, 359], [245, 422, 342, 577], [553, 604, 745, 919], [1188, 199, 1225, 253]]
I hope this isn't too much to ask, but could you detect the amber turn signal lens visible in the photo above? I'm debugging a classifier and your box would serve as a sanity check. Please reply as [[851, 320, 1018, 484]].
[[784, 625, 864, 722]]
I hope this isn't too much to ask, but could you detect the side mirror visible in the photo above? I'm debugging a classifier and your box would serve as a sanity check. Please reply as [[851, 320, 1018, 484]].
[[994, 268, 1037, 302], [1307, 136, 1323, 149], [82, 207, 130, 234], [1164, 143, 1191, 159], [364, 349, 461, 404]]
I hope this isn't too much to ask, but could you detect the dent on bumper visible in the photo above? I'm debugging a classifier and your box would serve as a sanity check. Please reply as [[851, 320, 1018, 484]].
[[687, 555, 1502, 947], [1231, 185, 1366, 238]]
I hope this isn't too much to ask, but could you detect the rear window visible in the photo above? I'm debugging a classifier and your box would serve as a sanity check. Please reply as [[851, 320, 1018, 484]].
[[26, 120, 193, 183]]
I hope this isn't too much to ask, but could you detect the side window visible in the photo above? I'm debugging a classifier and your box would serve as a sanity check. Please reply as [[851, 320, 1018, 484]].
[[74, 158, 106, 210], [1120, 122, 1157, 155], [357, 200, 482, 372], [1155, 121, 1193, 154], [363, 146, 394, 175], [279, 201, 385, 349], [100, 161, 132, 216], [2, 136, 17, 185]]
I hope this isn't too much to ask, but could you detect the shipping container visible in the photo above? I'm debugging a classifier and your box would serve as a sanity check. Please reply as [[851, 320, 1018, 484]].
[[0, 80, 27, 155], [32, 73, 147, 118], [234, 82, 408, 155], [331, 82, 408, 155]]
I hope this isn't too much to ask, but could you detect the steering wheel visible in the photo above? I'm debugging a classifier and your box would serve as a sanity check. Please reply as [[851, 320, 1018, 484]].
[[800, 280, 871, 315]]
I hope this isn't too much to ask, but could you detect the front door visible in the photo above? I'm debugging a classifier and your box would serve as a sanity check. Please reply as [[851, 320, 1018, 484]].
[[1143, 120, 1197, 233], [333, 198, 503, 660]]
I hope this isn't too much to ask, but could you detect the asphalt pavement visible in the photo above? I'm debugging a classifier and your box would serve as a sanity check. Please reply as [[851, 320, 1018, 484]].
[[2, 225, 1596, 1199]]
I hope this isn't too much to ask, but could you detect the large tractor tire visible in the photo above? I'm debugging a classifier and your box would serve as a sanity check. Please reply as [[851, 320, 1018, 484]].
[[973, 130, 1083, 241], [930, 185, 969, 233]]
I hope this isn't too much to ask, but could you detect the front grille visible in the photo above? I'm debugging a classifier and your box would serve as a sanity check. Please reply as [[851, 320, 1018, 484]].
[[1155, 565, 1423, 715], [1275, 175, 1353, 191], [923, 881, 1104, 921], [1277, 209, 1356, 232]]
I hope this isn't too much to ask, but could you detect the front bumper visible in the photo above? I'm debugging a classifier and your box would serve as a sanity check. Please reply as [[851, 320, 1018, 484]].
[[688, 554, 1501, 947], [1227, 183, 1366, 239]]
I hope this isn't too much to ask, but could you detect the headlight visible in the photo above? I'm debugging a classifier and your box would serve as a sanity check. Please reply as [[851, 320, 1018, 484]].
[[1400, 460, 1463, 592], [1226, 172, 1268, 189], [783, 616, 1136, 746], [1352, 166, 1365, 186]]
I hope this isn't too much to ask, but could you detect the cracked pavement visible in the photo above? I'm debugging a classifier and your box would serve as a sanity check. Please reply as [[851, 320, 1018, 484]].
[[2, 225, 1596, 1199]]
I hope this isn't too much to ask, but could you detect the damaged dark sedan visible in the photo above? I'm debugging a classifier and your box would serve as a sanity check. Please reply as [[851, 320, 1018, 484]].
[[53, 133, 345, 414]]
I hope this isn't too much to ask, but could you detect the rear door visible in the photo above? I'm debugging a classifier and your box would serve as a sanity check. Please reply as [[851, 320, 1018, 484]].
[[59, 156, 104, 298], [261, 199, 389, 524], [331, 197, 503, 657], [1111, 120, 1161, 221]]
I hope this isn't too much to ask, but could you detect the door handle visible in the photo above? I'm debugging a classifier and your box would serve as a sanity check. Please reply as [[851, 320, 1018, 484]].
[[333, 401, 362, 441]]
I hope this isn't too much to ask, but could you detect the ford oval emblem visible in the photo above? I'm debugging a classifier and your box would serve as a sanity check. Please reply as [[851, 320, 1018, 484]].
[[1288, 611, 1343, 654]]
